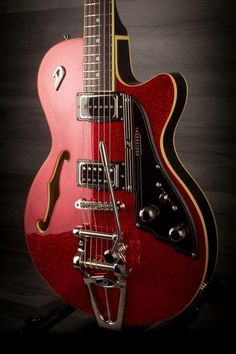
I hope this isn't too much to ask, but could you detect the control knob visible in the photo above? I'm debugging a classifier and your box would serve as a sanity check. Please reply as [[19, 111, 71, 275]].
[[139, 205, 160, 223], [169, 224, 187, 242]]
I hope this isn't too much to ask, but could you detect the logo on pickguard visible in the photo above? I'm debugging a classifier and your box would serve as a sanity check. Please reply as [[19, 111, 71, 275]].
[[134, 127, 142, 156]]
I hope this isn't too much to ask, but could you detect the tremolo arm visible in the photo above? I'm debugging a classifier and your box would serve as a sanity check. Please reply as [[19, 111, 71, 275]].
[[99, 141, 122, 257]]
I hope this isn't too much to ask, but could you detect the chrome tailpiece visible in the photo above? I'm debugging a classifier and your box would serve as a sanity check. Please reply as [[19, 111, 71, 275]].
[[73, 141, 129, 330], [84, 274, 126, 330]]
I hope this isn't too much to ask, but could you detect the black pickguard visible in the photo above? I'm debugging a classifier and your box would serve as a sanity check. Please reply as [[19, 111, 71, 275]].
[[132, 100, 197, 257]]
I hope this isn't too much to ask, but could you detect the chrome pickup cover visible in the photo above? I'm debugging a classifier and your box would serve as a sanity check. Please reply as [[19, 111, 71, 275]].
[[75, 199, 113, 211], [77, 160, 125, 190], [77, 92, 125, 122]]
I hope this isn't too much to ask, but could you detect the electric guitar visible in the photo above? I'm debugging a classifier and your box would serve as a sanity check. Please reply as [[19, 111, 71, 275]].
[[24, 0, 218, 330]]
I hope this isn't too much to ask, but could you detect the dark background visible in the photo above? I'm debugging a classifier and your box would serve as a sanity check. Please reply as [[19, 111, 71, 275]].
[[0, 0, 235, 335]]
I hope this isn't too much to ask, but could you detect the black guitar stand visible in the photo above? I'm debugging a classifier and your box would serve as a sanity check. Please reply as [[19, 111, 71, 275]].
[[20, 278, 217, 335], [20, 298, 76, 335]]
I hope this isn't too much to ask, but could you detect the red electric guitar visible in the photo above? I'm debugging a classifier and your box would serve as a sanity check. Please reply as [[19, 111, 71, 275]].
[[25, 0, 218, 330]]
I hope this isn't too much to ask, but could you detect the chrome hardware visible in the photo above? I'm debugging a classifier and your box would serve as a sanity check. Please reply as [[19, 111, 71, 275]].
[[156, 182, 162, 188], [52, 66, 66, 91], [74, 259, 116, 271], [75, 199, 125, 211], [77, 92, 125, 122], [104, 243, 127, 264], [73, 228, 117, 241], [159, 193, 169, 203], [73, 248, 84, 268], [84, 274, 126, 330], [139, 206, 159, 223], [200, 282, 207, 291], [99, 142, 121, 254], [73, 141, 128, 330], [159, 192, 178, 211], [123, 94, 134, 192], [134, 127, 142, 157], [75, 199, 113, 211], [169, 224, 187, 242], [77, 160, 124, 190]]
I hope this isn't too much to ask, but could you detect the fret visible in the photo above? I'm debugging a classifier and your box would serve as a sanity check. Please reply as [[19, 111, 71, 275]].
[[84, 70, 100, 73], [84, 35, 101, 38], [85, 2, 100, 6], [84, 1, 111, 6], [84, 76, 112, 81], [84, 84, 101, 88], [84, 70, 112, 73], [85, 14, 103, 17], [84, 25, 102, 28], [84, 53, 100, 57], [84, 44, 101, 48], [84, 75, 101, 80]]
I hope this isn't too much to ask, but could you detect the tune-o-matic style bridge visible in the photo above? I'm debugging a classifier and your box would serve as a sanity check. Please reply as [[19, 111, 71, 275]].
[[77, 160, 125, 190], [75, 199, 125, 211], [77, 92, 125, 122]]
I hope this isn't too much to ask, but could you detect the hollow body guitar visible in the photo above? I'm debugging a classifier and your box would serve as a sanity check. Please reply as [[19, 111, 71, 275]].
[[24, 0, 218, 330]]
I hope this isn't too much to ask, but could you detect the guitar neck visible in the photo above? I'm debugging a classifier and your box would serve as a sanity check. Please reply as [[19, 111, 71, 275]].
[[83, 0, 115, 92]]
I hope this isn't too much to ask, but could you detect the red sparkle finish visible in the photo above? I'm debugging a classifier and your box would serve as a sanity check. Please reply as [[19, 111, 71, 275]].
[[25, 38, 207, 326]]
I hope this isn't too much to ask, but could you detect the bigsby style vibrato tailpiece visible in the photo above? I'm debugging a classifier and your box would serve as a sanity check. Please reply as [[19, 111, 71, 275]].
[[72, 142, 128, 330]]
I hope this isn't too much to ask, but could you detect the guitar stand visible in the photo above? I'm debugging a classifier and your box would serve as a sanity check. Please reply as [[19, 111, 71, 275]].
[[20, 298, 76, 335], [20, 279, 217, 335]]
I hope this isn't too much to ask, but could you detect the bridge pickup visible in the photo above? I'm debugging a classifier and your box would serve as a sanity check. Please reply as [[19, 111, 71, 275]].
[[77, 160, 125, 190], [77, 92, 124, 122]]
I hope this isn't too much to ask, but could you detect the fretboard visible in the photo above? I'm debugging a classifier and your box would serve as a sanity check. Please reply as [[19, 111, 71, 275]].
[[83, 0, 114, 92]]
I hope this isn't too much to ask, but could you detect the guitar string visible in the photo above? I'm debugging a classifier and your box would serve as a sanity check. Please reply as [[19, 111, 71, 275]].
[[90, 0, 98, 263], [86, 0, 90, 265], [104, 0, 110, 256], [108, 0, 112, 255], [100, 0, 106, 260], [89, 0, 94, 267], [93, 0, 98, 261], [95, 0, 102, 261], [86, 0, 93, 266], [82, 0, 87, 264]]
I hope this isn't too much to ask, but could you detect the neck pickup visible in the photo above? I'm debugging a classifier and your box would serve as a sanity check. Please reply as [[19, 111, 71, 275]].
[[77, 92, 125, 122]]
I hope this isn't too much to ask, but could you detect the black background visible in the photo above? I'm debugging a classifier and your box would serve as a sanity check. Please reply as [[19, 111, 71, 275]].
[[0, 0, 235, 336]]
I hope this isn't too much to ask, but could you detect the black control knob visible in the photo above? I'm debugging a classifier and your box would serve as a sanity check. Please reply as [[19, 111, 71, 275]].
[[169, 224, 187, 242], [139, 206, 160, 223]]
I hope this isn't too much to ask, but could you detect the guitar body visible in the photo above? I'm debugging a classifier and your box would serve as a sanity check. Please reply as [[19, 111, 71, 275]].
[[25, 0, 218, 330], [25, 35, 217, 327]]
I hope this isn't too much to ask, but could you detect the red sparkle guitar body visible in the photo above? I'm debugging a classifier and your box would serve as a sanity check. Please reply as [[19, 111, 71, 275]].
[[25, 31, 217, 326]]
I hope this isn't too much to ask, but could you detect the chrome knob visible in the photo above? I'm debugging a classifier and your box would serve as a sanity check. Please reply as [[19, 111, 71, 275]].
[[159, 193, 169, 203], [139, 206, 159, 223], [169, 224, 187, 242]]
